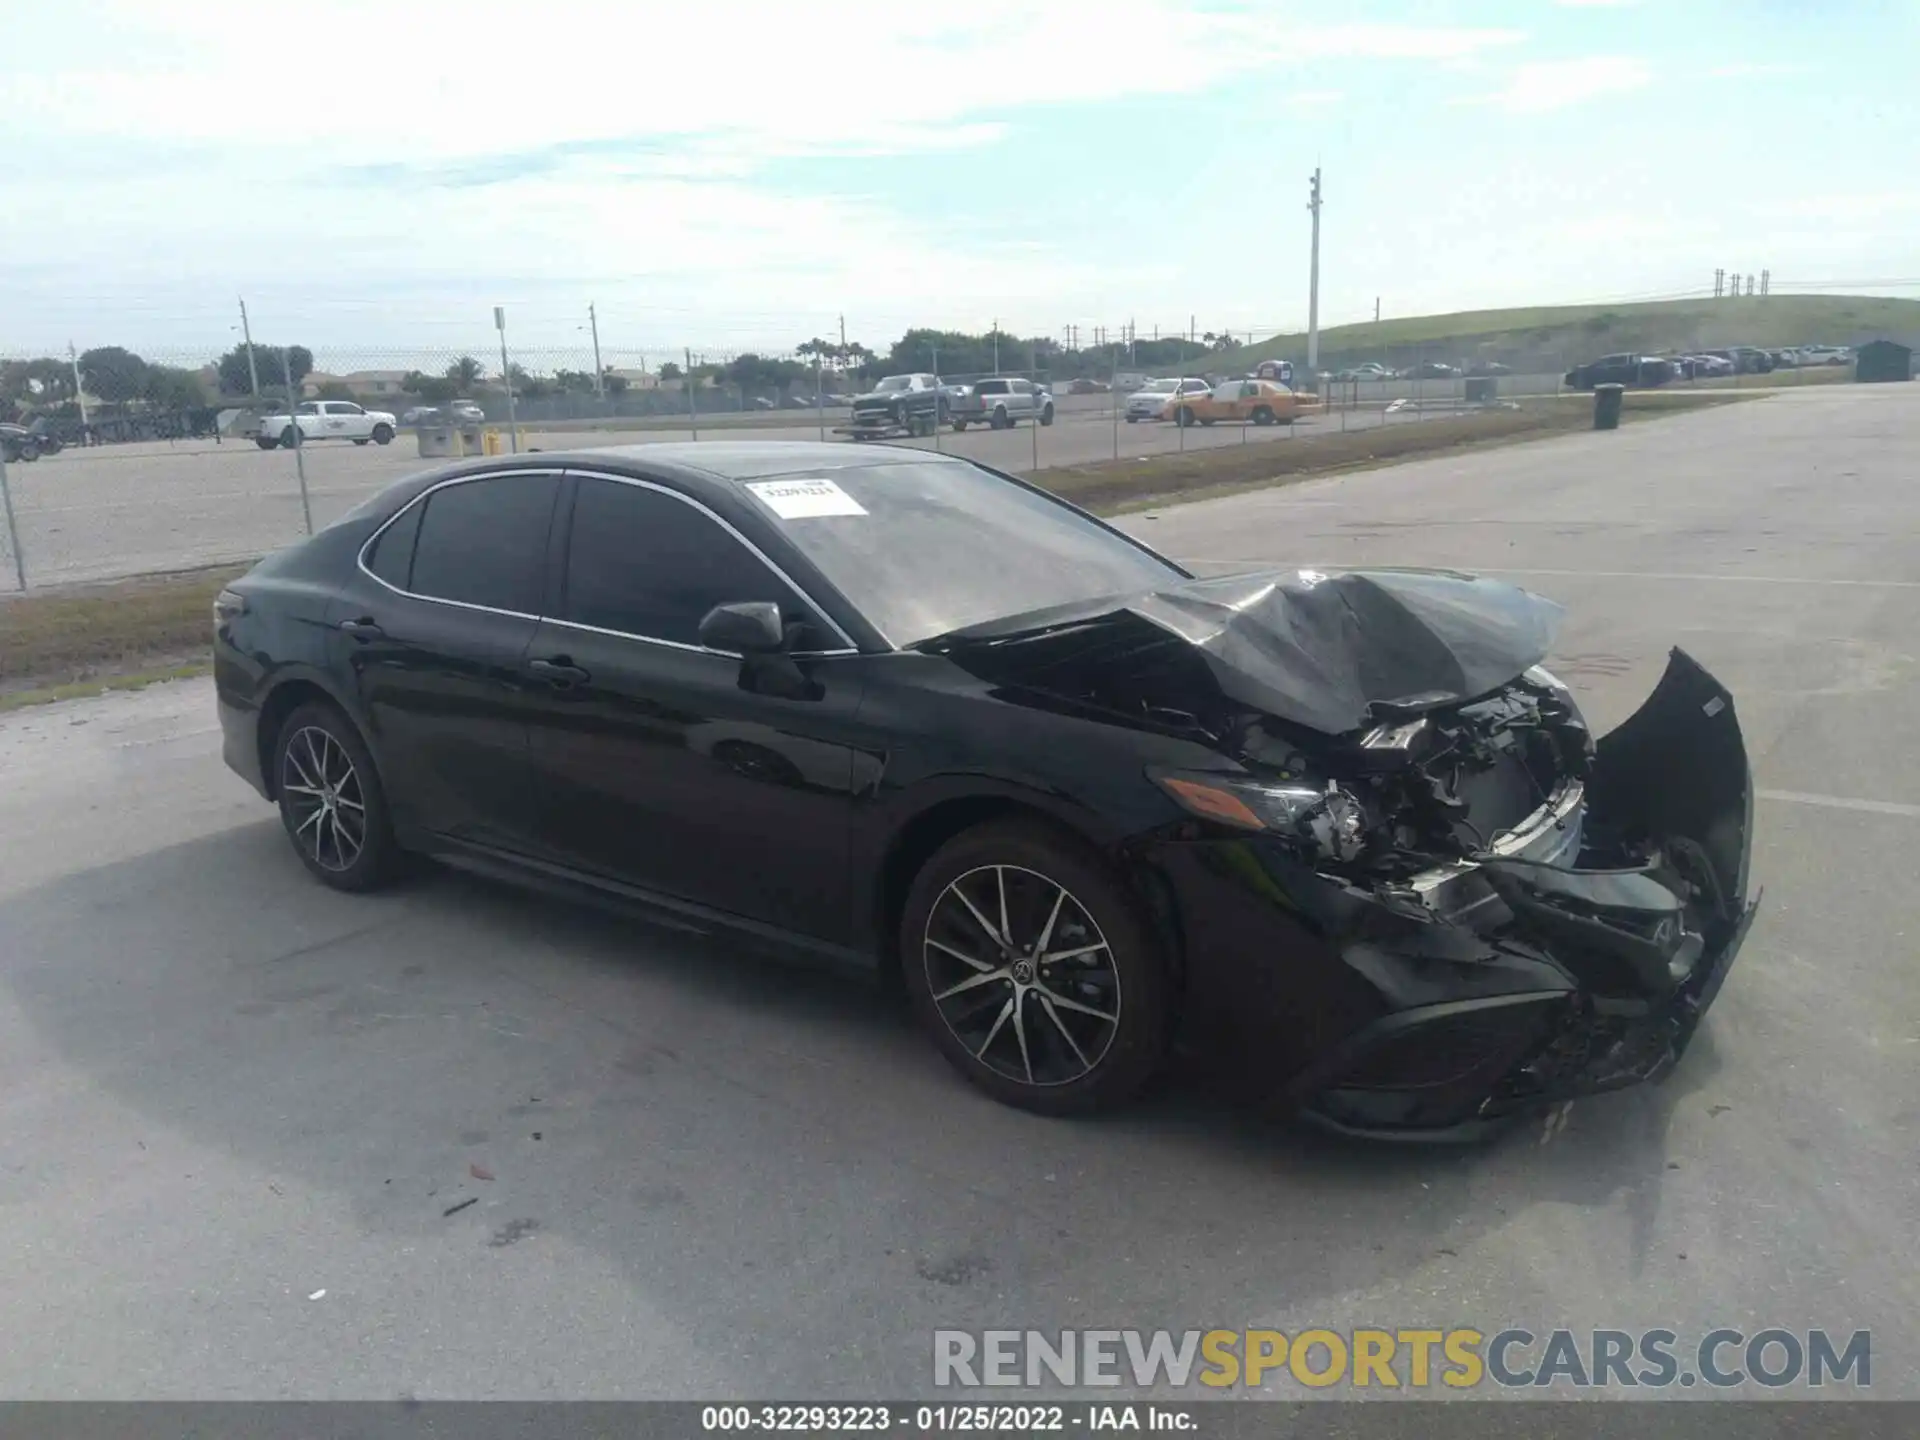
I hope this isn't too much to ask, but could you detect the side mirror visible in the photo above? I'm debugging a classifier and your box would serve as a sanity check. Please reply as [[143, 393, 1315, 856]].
[[698, 601, 785, 655]]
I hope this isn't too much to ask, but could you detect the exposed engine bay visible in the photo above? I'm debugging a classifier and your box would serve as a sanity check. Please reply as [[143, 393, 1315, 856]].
[[940, 605, 1598, 877], [933, 568, 1752, 1006]]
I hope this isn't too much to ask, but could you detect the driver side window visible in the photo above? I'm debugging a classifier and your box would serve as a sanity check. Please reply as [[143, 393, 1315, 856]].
[[559, 477, 834, 651]]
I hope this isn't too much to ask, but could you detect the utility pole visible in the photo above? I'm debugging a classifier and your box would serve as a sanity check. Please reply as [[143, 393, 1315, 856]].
[[1374, 296, 1382, 365], [1714, 268, 1724, 298], [1760, 269, 1770, 298], [281, 346, 312, 534], [589, 303, 604, 396], [68, 343, 89, 428], [494, 305, 518, 454], [1306, 167, 1324, 371], [838, 315, 847, 351], [237, 297, 261, 399], [992, 317, 1000, 375]]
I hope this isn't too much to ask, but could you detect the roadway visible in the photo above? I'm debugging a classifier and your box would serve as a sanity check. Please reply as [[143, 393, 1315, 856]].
[[6, 397, 1437, 590]]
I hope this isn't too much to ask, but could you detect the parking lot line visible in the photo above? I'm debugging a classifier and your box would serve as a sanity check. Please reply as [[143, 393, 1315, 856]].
[[1757, 789, 1920, 819]]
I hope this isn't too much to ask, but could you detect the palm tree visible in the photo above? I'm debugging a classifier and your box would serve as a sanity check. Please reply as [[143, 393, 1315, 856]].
[[445, 355, 485, 392]]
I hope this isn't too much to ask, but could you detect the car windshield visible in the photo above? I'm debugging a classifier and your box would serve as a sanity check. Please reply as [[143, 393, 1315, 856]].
[[1140, 380, 1178, 393], [873, 376, 915, 392], [739, 459, 1186, 647]]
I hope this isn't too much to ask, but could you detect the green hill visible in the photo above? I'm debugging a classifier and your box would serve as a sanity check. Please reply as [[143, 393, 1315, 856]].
[[1211, 294, 1920, 373]]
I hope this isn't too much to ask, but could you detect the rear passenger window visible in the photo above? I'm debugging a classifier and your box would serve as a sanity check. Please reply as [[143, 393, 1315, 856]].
[[364, 500, 423, 589], [408, 473, 558, 615], [562, 478, 826, 649]]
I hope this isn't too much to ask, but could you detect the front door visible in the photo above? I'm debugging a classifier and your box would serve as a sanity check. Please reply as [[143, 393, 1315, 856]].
[[334, 469, 561, 850], [522, 472, 873, 942]]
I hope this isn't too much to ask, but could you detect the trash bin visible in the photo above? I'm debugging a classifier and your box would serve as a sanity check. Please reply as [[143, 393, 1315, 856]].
[[1593, 383, 1625, 430], [417, 423, 459, 458], [1464, 376, 1497, 405]]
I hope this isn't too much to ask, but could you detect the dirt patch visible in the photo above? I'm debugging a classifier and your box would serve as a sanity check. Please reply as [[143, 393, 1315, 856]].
[[1038, 392, 1749, 512], [0, 563, 243, 698]]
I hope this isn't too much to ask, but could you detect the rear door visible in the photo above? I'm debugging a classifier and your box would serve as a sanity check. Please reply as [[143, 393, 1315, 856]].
[[334, 470, 561, 850], [520, 471, 871, 941]]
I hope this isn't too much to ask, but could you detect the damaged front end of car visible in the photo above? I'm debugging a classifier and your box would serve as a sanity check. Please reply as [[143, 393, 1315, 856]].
[[934, 568, 1761, 1139]]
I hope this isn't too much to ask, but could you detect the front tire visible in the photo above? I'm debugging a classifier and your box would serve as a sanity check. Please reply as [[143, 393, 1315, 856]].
[[1039, 404, 1055, 427], [900, 820, 1170, 1115], [254, 438, 278, 450], [272, 703, 401, 892], [372, 423, 394, 445]]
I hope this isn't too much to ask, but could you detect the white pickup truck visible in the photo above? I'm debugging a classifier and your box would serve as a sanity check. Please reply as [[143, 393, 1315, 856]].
[[246, 400, 399, 450]]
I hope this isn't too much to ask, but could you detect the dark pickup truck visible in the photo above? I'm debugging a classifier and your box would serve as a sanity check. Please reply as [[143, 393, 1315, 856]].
[[837, 374, 954, 440], [1564, 354, 1674, 390]]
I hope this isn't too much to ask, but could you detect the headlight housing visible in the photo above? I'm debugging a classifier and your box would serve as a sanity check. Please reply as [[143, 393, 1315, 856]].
[[1150, 768, 1371, 862]]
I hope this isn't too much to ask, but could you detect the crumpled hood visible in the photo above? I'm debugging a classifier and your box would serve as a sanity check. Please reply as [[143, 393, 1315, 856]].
[[940, 567, 1565, 735]]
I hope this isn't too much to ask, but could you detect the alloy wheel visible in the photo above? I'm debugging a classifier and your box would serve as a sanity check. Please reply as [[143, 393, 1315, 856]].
[[922, 864, 1122, 1087], [280, 725, 367, 873]]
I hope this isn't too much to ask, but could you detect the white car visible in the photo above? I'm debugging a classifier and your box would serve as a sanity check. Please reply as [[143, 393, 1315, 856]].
[[1797, 345, 1852, 366], [1125, 377, 1212, 422], [252, 400, 399, 450]]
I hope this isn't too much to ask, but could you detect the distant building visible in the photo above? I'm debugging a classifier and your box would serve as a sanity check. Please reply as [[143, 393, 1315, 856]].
[[338, 369, 414, 396], [606, 368, 660, 390]]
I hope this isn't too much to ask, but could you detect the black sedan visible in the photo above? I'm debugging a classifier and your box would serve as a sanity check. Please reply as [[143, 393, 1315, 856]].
[[213, 442, 1759, 1138]]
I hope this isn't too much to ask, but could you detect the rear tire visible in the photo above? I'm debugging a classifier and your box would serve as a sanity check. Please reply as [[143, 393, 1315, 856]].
[[272, 702, 401, 893], [899, 820, 1171, 1116], [1175, 406, 1195, 428], [279, 427, 299, 449], [352, 438, 370, 446], [1251, 406, 1275, 426]]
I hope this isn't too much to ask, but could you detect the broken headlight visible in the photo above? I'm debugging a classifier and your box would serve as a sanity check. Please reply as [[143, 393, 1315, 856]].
[[1151, 769, 1373, 863]]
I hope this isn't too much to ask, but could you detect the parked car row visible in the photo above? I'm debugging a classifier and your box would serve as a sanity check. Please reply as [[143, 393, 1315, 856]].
[[1564, 341, 1855, 390], [1122, 376, 1319, 427]]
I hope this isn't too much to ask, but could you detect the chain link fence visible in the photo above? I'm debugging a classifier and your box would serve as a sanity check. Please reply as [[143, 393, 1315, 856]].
[[0, 318, 1868, 594]]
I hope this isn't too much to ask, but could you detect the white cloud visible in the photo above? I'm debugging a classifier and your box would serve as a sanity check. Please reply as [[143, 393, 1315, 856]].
[[1472, 56, 1653, 113], [0, 3, 1522, 162], [0, 0, 1529, 349], [1706, 62, 1810, 80]]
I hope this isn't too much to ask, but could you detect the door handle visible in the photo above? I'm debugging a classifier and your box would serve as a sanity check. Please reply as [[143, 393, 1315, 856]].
[[529, 657, 590, 686], [338, 617, 384, 640]]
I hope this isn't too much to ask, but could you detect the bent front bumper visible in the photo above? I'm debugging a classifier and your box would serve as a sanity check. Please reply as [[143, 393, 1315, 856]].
[[1159, 649, 1760, 1141]]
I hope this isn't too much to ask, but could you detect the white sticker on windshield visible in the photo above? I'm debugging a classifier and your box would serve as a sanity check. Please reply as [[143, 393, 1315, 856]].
[[746, 477, 868, 519]]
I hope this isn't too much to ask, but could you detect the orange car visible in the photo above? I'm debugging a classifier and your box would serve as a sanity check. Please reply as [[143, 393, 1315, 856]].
[[1161, 377, 1319, 427]]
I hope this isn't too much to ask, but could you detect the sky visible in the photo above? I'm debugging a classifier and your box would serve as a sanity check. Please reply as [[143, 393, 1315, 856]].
[[2, 0, 1917, 364]]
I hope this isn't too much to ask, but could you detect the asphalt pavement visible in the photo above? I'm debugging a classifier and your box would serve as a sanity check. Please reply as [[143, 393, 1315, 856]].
[[0, 384, 1913, 1403]]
